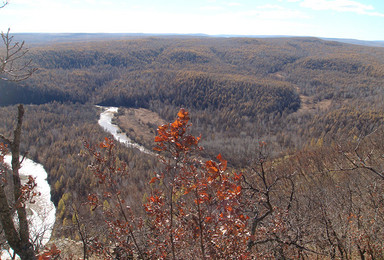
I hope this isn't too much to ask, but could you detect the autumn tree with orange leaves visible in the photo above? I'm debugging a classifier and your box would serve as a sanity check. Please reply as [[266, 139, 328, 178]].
[[83, 109, 250, 259], [145, 108, 249, 259]]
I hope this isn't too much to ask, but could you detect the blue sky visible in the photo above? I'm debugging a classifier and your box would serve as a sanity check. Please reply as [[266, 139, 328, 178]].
[[1, 0, 383, 40]]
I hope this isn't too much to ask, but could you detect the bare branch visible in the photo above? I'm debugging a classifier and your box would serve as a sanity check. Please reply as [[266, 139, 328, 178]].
[[0, 1, 7, 9], [0, 29, 37, 82], [253, 237, 327, 256], [336, 129, 384, 180]]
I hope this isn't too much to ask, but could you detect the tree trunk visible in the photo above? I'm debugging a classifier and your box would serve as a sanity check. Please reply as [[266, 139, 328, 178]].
[[0, 104, 36, 259]]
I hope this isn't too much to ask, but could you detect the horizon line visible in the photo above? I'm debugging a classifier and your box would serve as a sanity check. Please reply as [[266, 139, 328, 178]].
[[10, 32, 384, 43]]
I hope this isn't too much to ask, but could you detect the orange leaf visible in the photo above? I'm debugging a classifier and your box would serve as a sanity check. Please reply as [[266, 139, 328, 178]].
[[233, 172, 242, 181], [216, 154, 227, 171], [154, 136, 164, 142], [206, 160, 219, 173], [149, 177, 158, 184], [171, 120, 181, 129], [220, 160, 227, 171], [177, 108, 188, 119]]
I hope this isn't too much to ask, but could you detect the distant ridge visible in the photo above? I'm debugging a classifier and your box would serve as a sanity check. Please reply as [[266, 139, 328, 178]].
[[215, 34, 384, 47], [320, 37, 384, 48], [12, 33, 150, 45], [12, 33, 213, 45], [12, 33, 384, 48]]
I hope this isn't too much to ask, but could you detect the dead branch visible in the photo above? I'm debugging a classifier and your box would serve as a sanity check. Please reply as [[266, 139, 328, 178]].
[[0, 29, 37, 82]]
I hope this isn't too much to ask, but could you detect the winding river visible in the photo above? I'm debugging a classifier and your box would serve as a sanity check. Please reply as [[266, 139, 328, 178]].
[[1, 106, 151, 259], [2, 155, 56, 259], [98, 106, 153, 155]]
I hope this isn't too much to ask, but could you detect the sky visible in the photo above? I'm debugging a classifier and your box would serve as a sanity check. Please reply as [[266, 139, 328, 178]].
[[0, 0, 383, 41]]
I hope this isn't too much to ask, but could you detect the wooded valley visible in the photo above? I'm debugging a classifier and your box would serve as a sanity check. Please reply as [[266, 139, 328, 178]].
[[0, 35, 383, 259]]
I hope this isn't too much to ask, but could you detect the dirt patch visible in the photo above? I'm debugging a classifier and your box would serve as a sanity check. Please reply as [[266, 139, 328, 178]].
[[272, 72, 286, 80], [116, 108, 166, 149], [297, 95, 332, 113]]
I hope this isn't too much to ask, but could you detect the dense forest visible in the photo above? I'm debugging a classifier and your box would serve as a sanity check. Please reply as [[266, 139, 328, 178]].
[[2, 36, 383, 157], [0, 35, 383, 258]]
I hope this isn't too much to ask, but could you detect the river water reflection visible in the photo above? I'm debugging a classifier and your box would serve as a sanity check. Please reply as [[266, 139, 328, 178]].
[[98, 106, 153, 155]]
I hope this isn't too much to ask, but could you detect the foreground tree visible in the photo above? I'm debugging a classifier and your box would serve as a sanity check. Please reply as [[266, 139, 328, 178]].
[[145, 108, 249, 259], [0, 105, 38, 259], [84, 109, 250, 259]]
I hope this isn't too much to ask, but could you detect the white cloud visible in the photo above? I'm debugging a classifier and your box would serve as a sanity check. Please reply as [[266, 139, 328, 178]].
[[227, 2, 242, 7], [258, 4, 286, 10], [200, 5, 224, 11], [201, 1, 242, 11], [300, 0, 384, 16]]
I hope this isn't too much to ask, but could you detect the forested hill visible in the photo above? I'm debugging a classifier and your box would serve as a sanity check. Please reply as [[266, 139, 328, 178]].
[[1, 36, 383, 159], [2, 37, 383, 109]]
